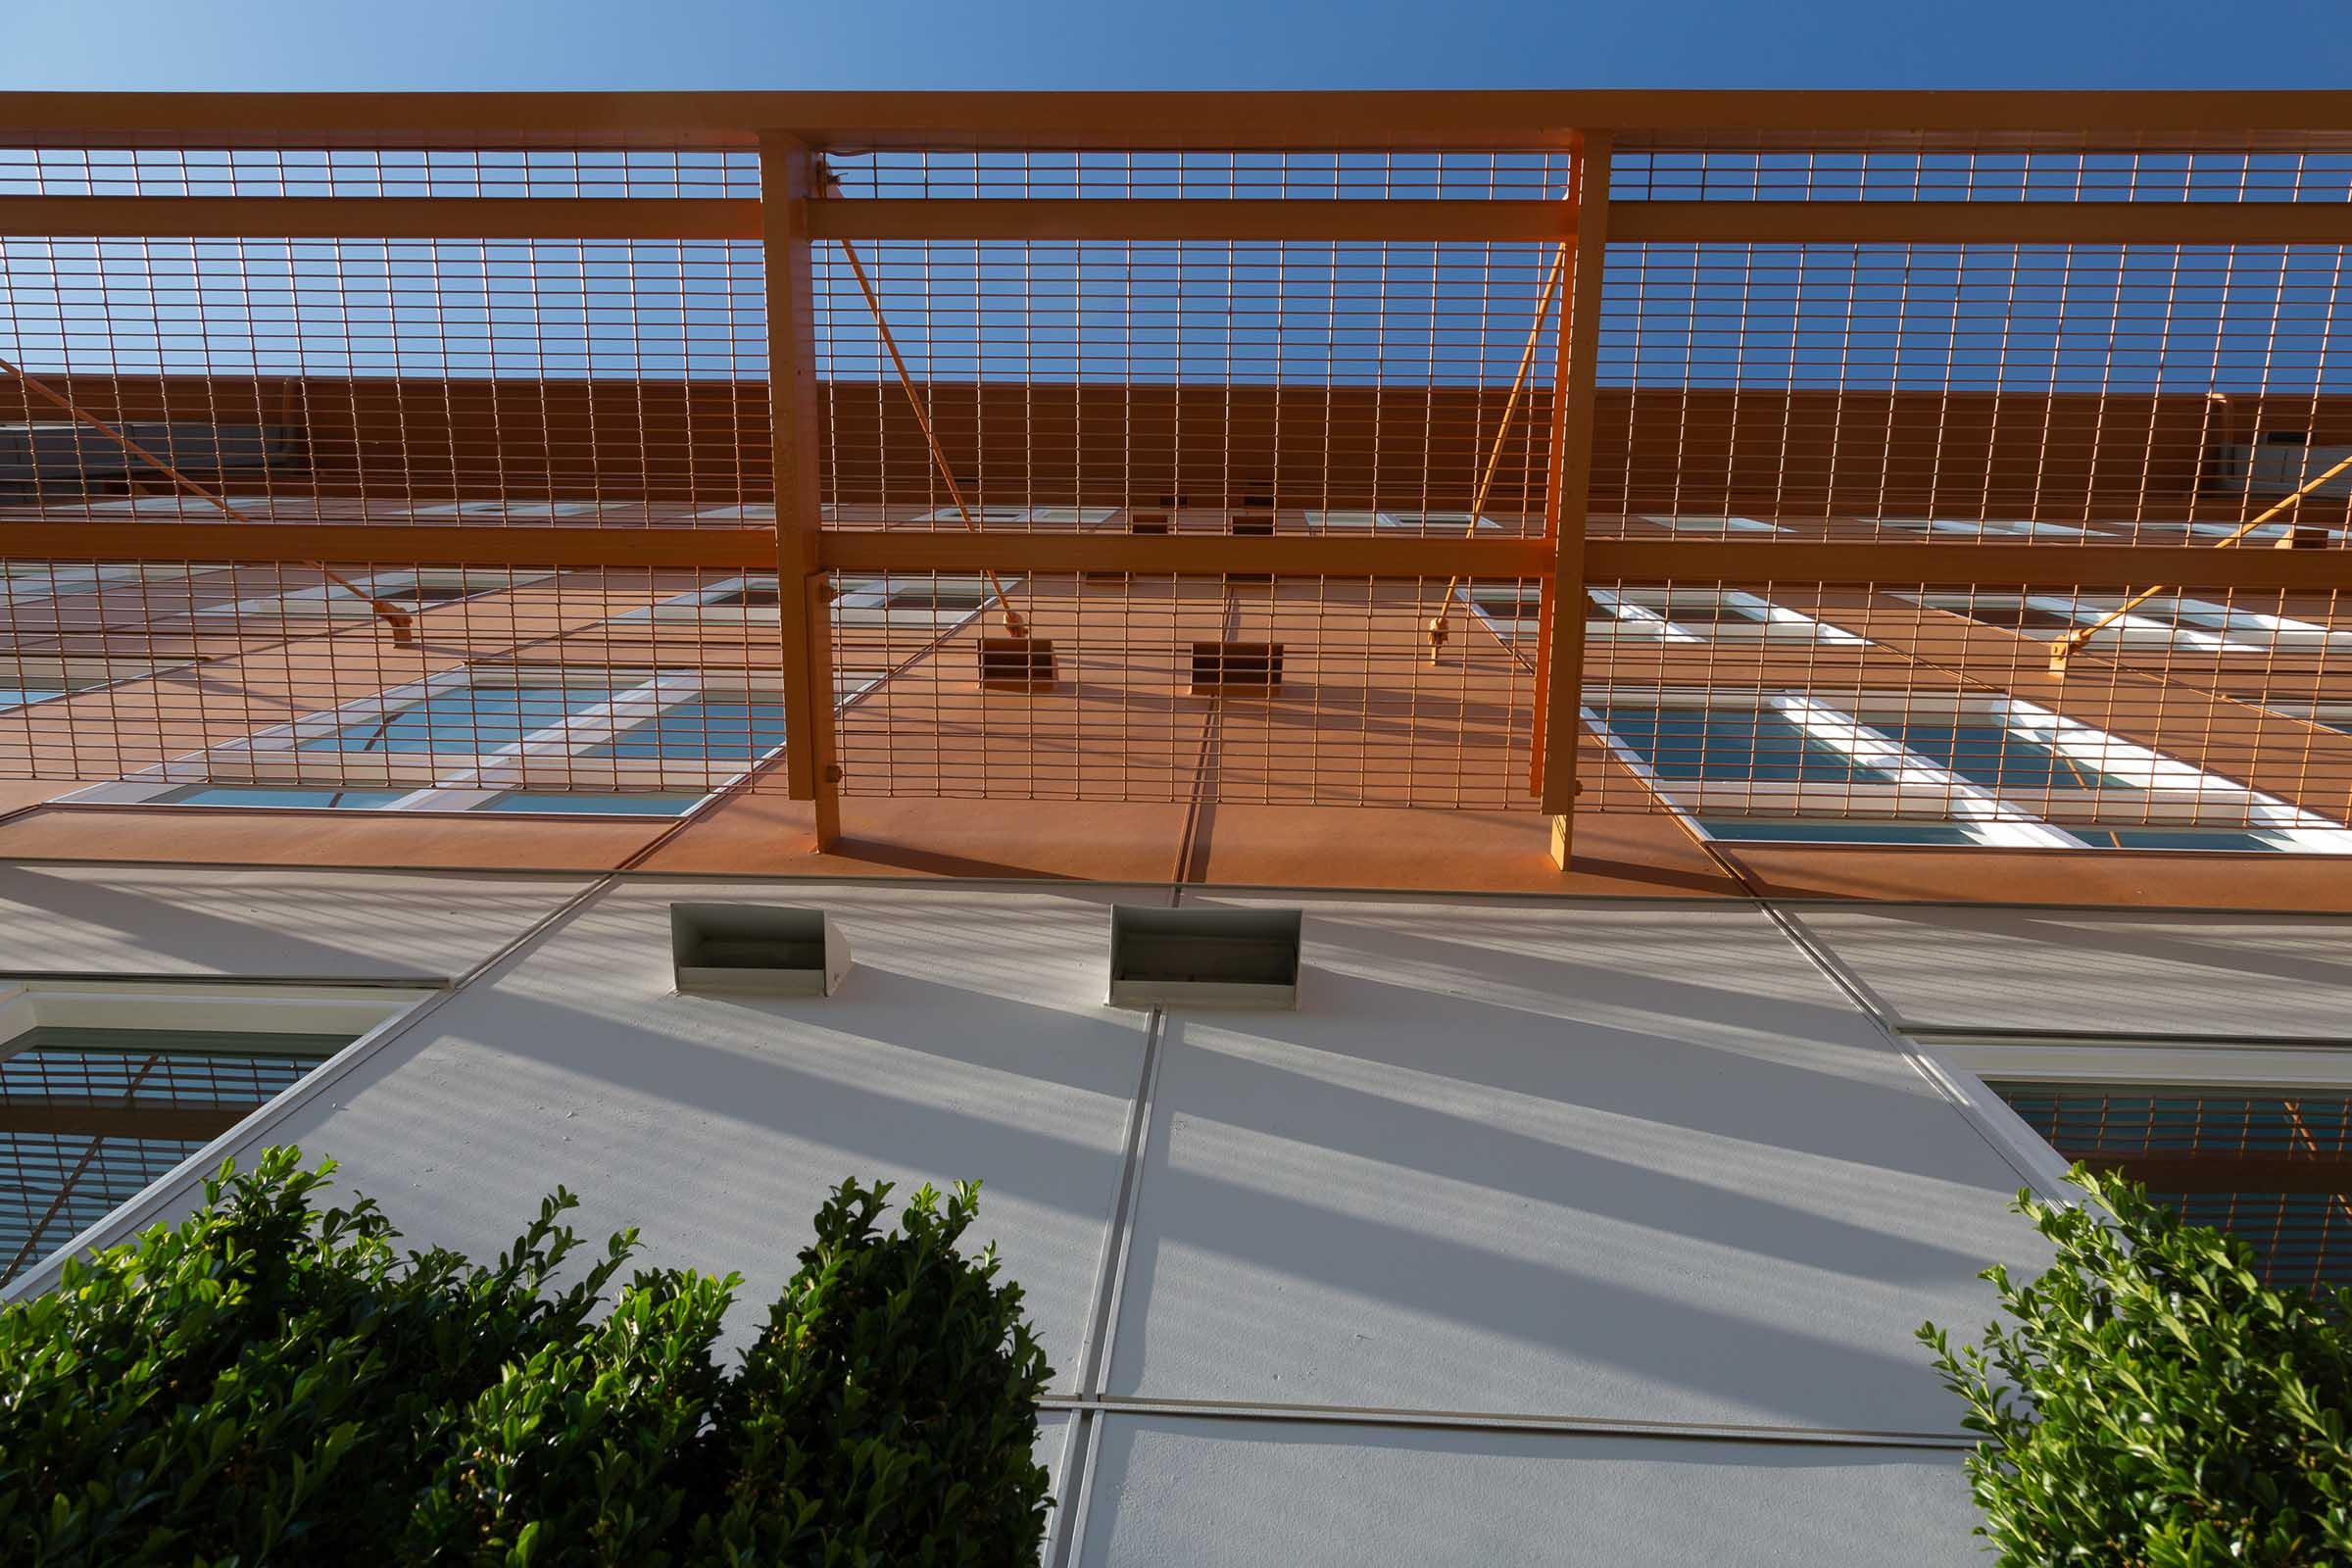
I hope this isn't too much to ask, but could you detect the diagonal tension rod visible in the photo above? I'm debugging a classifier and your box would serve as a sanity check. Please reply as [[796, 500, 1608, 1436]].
[[1419, 224, 1572, 662], [0, 353, 416, 646], [819, 168, 1027, 639]]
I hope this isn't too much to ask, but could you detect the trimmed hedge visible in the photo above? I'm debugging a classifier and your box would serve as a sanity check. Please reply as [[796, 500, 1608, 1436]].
[[0, 1147, 1053, 1566], [1921, 1166, 2352, 1567]]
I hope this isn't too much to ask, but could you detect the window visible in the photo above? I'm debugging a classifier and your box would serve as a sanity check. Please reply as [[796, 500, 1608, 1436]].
[[1589, 688, 2352, 851], [0, 983, 423, 1288], [1989, 1081, 2352, 1293], [1640, 514, 1781, 534], [0, 564, 200, 606], [1697, 817, 1980, 846], [399, 500, 613, 519], [1592, 702, 1892, 785], [1876, 517, 2106, 539], [2262, 703, 2352, 738], [835, 574, 1012, 629], [74, 665, 886, 815], [143, 785, 413, 810], [1305, 511, 1506, 534], [1868, 719, 2132, 795], [0, 657, 191, 713], [207, 568, 552, 620], [1592, 588, 1863, 646], [630, 572, 1014, 631], [1902, 592, 2350, 654], [910, 505, 1115, 525]]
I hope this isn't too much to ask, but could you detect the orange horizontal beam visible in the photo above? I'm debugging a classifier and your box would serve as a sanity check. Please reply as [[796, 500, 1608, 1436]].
[[7, 90, 2352, 152], [0, 195, 761, 241], [815, 531, 1552, 575], [808, 199, 1574, 243], [1610, 199, 2352, 247], [1, 521, 2344, 592]]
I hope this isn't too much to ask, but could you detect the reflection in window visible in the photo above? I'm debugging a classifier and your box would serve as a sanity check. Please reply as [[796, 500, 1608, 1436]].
[[1595, 705, 1893, 785], [301, 685, 611, 755], [1873, 720, 2132, 794]]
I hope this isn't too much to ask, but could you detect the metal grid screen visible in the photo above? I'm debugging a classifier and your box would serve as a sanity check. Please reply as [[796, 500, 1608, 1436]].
[[0, 106, 2343, 840]]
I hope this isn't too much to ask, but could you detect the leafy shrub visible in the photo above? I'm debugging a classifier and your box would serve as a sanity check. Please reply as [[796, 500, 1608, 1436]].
[[1920, 1166, 2352, 1567], [0, 1147, 1053, 1566]]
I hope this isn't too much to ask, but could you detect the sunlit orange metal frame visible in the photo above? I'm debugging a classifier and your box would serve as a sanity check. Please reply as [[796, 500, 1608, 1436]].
[[10, 90, 2352, 855]]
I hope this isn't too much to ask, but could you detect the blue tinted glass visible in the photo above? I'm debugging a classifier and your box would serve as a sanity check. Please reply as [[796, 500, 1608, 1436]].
[[301, 684, 607, 755], [0, 688, 65, 710], [157, 786, 408, 809], [2074, 828, 2279, 852], [586, 702, 788, 761], [1880, 721, 2131, 792], [482, 792, 703, 815], [1698, 817, 1977, 845], [1596, 706, 1891, 784]]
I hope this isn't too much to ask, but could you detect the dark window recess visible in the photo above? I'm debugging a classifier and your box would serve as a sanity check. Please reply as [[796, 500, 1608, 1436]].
[[978, 637, 1057, 692], [1130, 514, 1171, 535], [1991, 1080, 2352, 1293], [707, 585, 782, 609], [378, 584, 476, 606], [1191, 641, 1284, 694], [1952, 602, 2080, 634], [2264, 430, 2312, 446], [885, 585, 988, 612], [0, 1027, 352, 1286], [1108, 905, 1302, 1006], [670, 903, 850, 996]]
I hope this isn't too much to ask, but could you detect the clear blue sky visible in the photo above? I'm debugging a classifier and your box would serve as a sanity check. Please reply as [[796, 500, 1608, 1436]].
[[5, 0, 2352, 92]]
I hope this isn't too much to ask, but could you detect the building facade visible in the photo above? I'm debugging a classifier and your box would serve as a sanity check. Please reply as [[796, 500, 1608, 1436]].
[[2, 89, 2351, 1561]]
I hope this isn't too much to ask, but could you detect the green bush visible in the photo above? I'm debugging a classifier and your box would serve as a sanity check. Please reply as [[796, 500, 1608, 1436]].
[[1921, 1166, 2352, 1567], [0, 1147, 1053, 1566]]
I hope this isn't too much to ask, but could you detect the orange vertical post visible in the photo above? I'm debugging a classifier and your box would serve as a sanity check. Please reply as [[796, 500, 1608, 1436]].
[[1537, 130, 1612, 863], [760, 130, 842, 847]]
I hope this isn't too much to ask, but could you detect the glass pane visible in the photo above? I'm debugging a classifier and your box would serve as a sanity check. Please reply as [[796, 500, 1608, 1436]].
[[1698, 817, 1977, 845], [1990, 1082, 2352, 1292], [587, 702, 788, 761], [0, 687, 66, 710], [482, 792, 704, 815], [1877, 720, 2133, 792], [1949, 602, 2079, 634], [0, 1026, 351, 1286], [152, 786, 411, 809], [705, 586, 781, 609], [301, 684, 611, 755], [885, 586, 987, 612], [1596, 706, 1892, 784], [2074, 828, 2280, 852]]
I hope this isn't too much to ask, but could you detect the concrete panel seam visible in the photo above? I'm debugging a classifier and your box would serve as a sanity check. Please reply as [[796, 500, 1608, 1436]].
[[1039, 1395, 1975, 1450]]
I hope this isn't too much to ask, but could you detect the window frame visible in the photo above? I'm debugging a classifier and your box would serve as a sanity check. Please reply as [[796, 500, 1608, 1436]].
[[0, 979, 431, 1298], [1587, 686, 2352, 851], [205, 567, 556, 621], [69, 664, 887, 814]]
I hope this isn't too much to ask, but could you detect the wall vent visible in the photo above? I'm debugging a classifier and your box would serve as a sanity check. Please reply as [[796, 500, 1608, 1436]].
[[670, 904, 851, 996], [979, 636, 1058, 691], [1191, 640, 1284, 694], [1108, 905, 1302, 1007]]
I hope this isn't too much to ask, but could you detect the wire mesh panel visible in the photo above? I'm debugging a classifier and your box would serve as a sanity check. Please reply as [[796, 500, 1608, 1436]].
[[0, 107, 2345, 840]]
